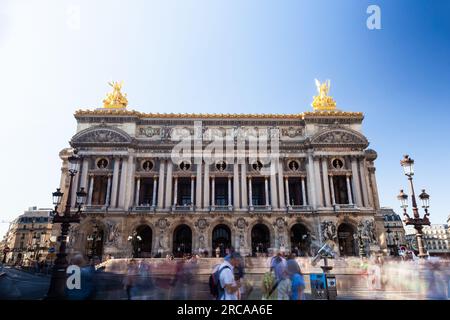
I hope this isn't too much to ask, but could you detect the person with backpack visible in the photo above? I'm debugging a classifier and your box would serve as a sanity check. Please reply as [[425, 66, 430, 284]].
[[209, 252, 242, 300]]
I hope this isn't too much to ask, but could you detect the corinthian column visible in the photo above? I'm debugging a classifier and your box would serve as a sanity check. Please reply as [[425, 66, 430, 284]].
[[313, 157, 323, 207], [118, 158, 127, 208], [203, 163, 210, 209], [152, 176, 158, 207], [134, 178, 141, 206], [110, 158, 120, 208], [264, 176, 270, 207], [157, 159, 165, 209], [270, 160, 278, 209], [87, 175, 94, 206], [105, 175, 112, 207], [248, 177, 253, 209], [359, 158, 370, 207], [301, 177, 307, 205], [321, 157, 331, 207], [240, 163, 248, 209], [233, 162, 240, 209], [196, 163, 202, 209], [284, 177, 290, 207], [346, 175, 353, 205], [306, 152, 317, 209], [277, 159, 285, 209], [228, 176, 232, 208], [165, 159, 173, 208], [351, 157, 363, 207]]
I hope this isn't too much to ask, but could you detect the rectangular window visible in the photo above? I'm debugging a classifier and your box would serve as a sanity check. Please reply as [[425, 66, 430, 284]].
[[333, 176, 349, 204], [139, 178, 155, 206], [92, 176, 108, 205]]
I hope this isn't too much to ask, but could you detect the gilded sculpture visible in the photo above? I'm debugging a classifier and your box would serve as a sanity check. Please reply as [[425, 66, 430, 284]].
[[103, 81, 128, 109], [312, 79, 337, 111]]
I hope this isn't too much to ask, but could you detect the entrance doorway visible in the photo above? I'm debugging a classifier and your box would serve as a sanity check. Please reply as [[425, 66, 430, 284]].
[[251, 224, 271, 256], [212, 224, 231, 257], [173, 224, 192, 257], [338, 223, 357, 256], [290, 223, 311, 257]]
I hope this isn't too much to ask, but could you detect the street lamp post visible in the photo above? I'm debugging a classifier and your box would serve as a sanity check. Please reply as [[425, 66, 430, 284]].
[[46, 150, 87, 299], [398, 155, 430, 259]]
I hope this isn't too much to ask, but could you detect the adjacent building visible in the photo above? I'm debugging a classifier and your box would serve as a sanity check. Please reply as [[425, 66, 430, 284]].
[[381, 207, 407, 256], [3, 207, 54, 264], [54, 80, 387, 260], [422, 224, 450, 258]]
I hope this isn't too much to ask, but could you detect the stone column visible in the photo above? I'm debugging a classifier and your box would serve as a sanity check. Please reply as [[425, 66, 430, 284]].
[[359, 159, 370, 207], [248, 177, 253, 209], [368, 167, 381, 209], [306, 153, 317, 209], [165, 160, 173, 208], [329, 176, 336, 205], [351, 157, 363, 207], [301, 177, 307, 205], [196, 163, 202, 209], [270, 161, 278, 209], [233, 162, 240, 209], [264, 176, 270, 207], [118, 158, 127, 208], [203, 163, 210, 209], [346, 175, 353, 205], [152, 176, 158, 207], [105, 175, 112, 207], [80, 158, 89, 190], [277, 159, 285, 209], [191, 175, 195, 206], [228, 176, 232, 207], [363, 160, 374, 207], [173, 176, 178, 207], [313, 157, 323, 207], [321, 158, 331, 207], [240, 163, 248, 208], [124, 155, 135, 209], [211, 176, 215, 208], [157, 160, 165, 209], [110, 158, 120, 208], [284, 177, 290, 207], [87, 175, 94, 206], [71, 169, 80, 207], [134, 178, 141, 206]]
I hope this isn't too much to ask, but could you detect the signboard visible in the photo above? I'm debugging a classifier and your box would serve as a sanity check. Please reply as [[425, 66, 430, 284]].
[[310, 273, 327, 300]]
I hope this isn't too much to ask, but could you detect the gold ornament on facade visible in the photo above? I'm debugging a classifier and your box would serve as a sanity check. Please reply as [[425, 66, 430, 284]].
[[102, 81, 128, 109], [312, 79, 337, 111]]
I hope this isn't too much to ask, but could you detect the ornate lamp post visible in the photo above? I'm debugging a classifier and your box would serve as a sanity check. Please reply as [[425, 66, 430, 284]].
[[398, 155, 430, 258], [46, 150, 87, 299]]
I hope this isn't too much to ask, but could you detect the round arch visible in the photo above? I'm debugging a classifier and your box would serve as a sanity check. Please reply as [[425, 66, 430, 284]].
[[211, 224, 232, 257], [337, 223, 357, 256], [172, 224, 192, 257], [251, 223, 271, 256], [290, 223, 312, 257], [135, 224, 153, 257]]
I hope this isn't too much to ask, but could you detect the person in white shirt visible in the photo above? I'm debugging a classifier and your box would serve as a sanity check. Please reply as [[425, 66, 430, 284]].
[[219, 252, 242, 300]]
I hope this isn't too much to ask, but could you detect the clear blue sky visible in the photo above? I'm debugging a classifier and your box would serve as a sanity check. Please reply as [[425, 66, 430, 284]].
[[0, 0, 449, 238]]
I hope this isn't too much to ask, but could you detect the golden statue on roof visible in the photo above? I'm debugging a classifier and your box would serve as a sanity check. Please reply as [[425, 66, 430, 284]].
[[103, 81, 128, 109], [312, 79, 337, 111]]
